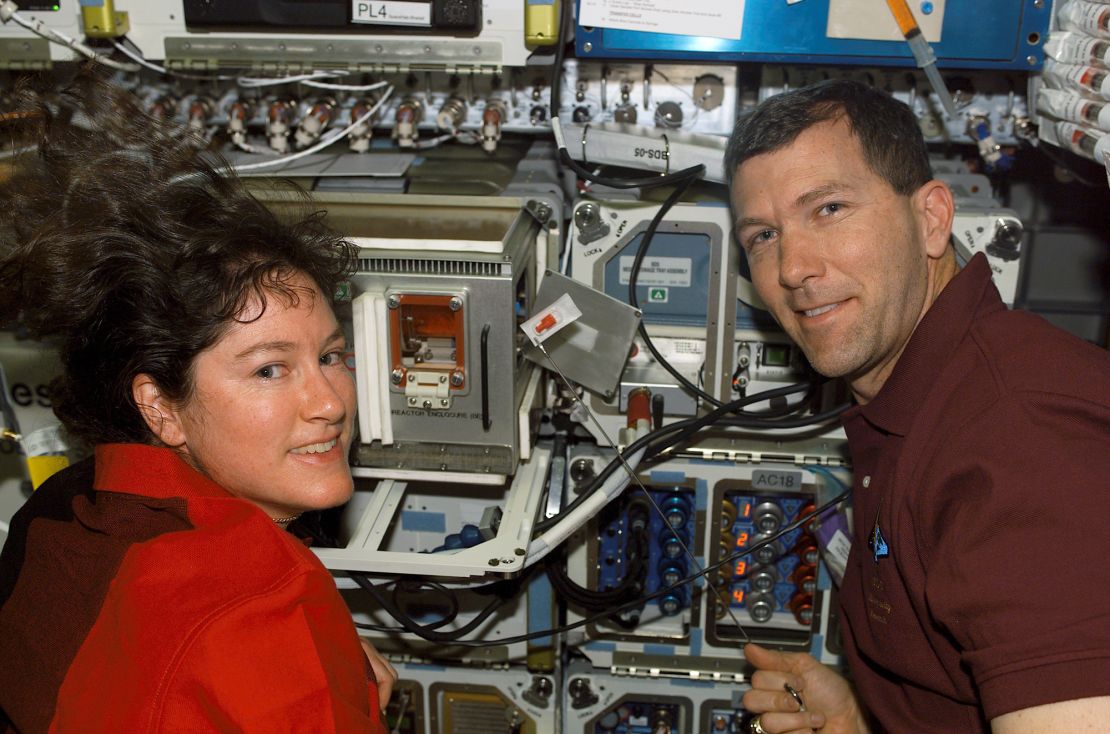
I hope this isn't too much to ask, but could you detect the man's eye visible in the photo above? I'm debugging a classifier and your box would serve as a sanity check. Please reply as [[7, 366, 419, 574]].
[[819, 202, 843, 216], [748, 229, 776, 248]]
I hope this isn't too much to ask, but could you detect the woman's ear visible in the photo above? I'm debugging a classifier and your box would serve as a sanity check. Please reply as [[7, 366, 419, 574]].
[[132, 374, 187, 448]]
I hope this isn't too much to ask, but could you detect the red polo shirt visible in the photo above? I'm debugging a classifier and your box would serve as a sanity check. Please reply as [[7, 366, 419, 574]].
[[0, 444, 386, 733], [839, 254, 1110, 732]]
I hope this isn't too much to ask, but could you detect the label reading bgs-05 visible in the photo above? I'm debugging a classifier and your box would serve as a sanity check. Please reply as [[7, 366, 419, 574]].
[[351, 1, 431, 27]]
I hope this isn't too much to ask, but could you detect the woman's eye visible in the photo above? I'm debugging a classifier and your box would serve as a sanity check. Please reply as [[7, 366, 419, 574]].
[[321, 350, 344, 367], [256, 364, 285, 379]]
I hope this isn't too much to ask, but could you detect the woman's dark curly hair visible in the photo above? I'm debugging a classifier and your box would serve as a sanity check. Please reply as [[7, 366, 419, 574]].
[[0, 71, 357, 447]]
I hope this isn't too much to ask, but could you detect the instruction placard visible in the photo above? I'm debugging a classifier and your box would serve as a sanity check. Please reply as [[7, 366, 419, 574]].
[[618, 256, 692, 288], [579, 0, 745, 41]]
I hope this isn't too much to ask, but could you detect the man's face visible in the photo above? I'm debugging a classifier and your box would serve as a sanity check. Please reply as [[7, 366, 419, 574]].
[[730, 117, 931, 397]]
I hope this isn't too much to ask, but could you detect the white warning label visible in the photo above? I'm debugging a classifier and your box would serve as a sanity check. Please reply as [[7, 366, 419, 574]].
[[351, 1, 431, 27], [618, 256, 692, 287]]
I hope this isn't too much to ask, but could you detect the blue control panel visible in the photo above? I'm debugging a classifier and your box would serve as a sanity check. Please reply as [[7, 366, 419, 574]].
[[575, 0, 1051, 71], [719, 491, 819, 633], [597, 487, 698, 621]]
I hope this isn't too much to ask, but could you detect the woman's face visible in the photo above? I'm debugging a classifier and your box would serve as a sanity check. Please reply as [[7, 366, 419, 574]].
[[169, 273, 356, 518]]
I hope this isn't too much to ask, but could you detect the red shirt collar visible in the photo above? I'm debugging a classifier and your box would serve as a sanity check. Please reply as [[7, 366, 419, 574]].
[[93, 444, 232, 501]]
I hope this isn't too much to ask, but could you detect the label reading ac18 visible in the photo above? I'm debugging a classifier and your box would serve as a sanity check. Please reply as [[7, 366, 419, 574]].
[[351, 1, 431, 27], [751, 470, 802, 491]]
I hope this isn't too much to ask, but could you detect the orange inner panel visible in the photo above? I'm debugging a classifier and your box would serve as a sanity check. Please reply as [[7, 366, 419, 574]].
[[388, 294, 466, 378]]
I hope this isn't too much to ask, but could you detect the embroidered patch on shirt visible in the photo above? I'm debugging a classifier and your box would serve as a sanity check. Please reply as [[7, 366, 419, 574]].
[[868, 522, 890, 562]]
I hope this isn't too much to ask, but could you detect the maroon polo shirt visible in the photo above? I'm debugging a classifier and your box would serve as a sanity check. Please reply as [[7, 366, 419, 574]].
[[839, 253, 1110, 732]]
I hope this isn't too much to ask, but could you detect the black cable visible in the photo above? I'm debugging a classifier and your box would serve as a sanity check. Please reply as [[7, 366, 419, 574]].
[[350, 572, 508, 643], [643, 386, 845, 463], [625, 172, 726, 409], [548, 0, 745, 411], [480, 323, 491, 430], [534, 381, 821, 534], [737, 383, 818, 419], [546, 546, 643, 610], [364, 488, 852, 647], [652, 402, 852, 461], [532, 416, 697, 534], [544, 499, 650, 610], [389, 580, 459, 631], [714, 406, 851, 430], [347, 392, 847, 638], [548, 0, 568, 132], [556, 147, 708, 190], [547, 3, 707, 191]]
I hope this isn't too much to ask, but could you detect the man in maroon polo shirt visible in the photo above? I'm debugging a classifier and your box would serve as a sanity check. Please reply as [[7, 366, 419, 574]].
[[725, 79, 1110, 733]]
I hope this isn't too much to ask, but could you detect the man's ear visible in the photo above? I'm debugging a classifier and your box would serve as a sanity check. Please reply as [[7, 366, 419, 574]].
[[915, 180, 956, 260], [132, 374, 187, 448]]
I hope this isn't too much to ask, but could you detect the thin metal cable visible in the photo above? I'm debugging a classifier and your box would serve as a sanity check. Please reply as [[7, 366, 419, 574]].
[[536, 340, 752, 643]]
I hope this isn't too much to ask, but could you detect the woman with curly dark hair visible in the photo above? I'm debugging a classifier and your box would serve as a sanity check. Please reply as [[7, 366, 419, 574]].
[[0, 75, 394, 733]]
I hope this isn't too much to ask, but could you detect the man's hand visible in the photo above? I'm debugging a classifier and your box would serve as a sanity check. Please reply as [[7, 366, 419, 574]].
[[742, 643, 869, 734], [359, 637, 398, 710]]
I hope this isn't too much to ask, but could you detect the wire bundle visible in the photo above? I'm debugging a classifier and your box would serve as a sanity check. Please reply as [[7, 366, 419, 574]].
[[545, 498, 651, 627]]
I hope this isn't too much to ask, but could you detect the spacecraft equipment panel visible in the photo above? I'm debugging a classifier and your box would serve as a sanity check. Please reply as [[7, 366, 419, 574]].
[[2, 1, 1102, 732]]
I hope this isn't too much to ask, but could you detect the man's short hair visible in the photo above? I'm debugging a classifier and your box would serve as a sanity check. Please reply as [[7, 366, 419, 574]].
[[725, 78, 933, 196]]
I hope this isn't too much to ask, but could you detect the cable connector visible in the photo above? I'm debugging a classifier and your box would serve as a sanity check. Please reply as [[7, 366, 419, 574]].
[[1, 1, 19, 24]]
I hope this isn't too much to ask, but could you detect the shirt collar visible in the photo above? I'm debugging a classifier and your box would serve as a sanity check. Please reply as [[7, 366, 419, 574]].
[[94, 443, 232, 501], [857, 253, 1003, 436]]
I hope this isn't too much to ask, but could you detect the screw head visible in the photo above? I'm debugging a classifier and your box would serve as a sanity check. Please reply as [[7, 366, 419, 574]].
[[439, 374, 447, 383], [449, 296, 462, 311], [450, 371, 464, 386], [575, 202, 600, 228], [532, 676, 552, 697], [583, 41, 593, 53], [391, 368, 404, 385], [387, 295, 400, 309], [422, 399, 432, 409], [530, 201, 552, 221], [569, 457, 595, 484]]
